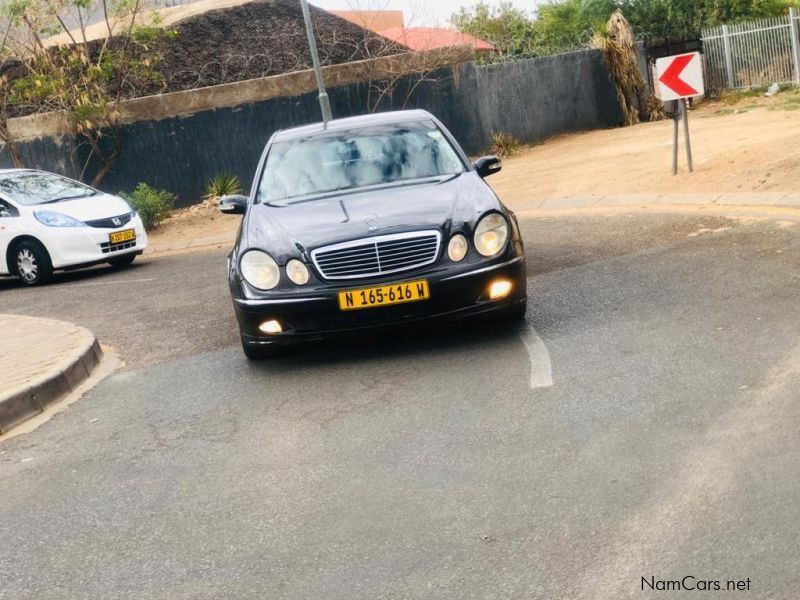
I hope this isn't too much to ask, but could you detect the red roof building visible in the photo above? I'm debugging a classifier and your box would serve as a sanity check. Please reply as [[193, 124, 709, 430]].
[[330, 10, 404, 32], [378, 27, 497, 53]]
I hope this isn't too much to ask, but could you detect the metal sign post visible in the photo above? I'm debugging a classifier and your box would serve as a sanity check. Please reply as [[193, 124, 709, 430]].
[[672, 100, 679, 175], [299, 0, 333, 124], [657, 52, 704, 174], [682, 99, 694, 172]]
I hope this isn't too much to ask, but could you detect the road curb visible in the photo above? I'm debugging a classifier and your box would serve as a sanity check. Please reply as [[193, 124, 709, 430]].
[[0, 317, 103, 434], [527, 193, 800, 211]]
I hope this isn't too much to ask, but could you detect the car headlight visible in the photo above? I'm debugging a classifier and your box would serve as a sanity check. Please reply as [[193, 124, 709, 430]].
[[286, 259, 310, 285], [34, 211, 86, 227], [240, 250, 280, 290], [448, 234, 468, 262], [474, 213, 509, 257]]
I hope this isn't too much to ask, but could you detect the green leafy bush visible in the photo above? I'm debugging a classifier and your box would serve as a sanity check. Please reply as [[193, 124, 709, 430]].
[[204, 172, 243, 201], [121, 183, 175, 229]]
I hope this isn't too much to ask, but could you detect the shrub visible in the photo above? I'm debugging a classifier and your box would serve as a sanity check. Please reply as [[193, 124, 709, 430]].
[[205, 173, 242, 202], [489, 131, 523, 157], [645, 95, 666, 121], [121, 183, 175, 229]]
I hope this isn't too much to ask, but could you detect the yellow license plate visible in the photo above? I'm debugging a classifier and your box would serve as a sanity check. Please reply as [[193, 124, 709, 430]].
[[109, 229, 135, 244], [338, 280, 430, 311]]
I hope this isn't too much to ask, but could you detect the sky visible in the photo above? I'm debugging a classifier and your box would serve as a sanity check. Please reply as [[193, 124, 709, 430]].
[[309, 0, 538, 27]]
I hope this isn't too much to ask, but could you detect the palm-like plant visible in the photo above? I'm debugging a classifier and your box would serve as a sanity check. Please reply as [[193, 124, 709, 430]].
[[592, 10, 646, 126], [204, 173, 242, 204], [490, 131, 523, 157]]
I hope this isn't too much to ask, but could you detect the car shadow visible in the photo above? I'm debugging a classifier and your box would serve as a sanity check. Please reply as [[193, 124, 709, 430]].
[[0, 261, 147, 291], [244, 315, 530, 372]]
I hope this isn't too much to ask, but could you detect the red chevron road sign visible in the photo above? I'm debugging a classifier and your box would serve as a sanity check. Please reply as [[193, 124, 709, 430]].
[[656, 52, 705, 101]]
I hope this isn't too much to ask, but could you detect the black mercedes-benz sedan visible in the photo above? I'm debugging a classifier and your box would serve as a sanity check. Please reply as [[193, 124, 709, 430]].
[[220, 109, 527, 359]]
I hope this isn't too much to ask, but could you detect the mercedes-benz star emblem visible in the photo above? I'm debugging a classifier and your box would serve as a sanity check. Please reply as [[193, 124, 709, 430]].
[[365, 213, 379, 231]]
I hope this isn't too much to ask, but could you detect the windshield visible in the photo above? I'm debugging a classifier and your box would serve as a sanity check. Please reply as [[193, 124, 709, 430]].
[[0, 171, 97, 206], [258, 121, 466, 204]]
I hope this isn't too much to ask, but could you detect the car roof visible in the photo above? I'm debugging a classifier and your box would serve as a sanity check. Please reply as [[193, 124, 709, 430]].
[[272, 109, 438, 142]]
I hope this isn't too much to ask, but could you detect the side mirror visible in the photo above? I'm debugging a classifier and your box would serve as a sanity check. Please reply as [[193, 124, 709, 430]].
[[473, 156, 502, 178], [218, 194, 248, 215]]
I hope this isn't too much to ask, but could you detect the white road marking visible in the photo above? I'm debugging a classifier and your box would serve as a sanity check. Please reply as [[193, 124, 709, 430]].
[[519, 322, 554, 389], [60, 277, 155, 289]]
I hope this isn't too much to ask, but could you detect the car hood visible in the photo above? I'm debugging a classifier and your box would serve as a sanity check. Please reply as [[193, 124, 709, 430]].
[[30, 193, 131, 221], [245, 173, 501, 260]]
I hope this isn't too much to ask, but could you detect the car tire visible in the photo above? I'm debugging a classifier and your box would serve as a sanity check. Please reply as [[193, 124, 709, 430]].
[[13, 240, 53, 286], [108, 254, 137, 268], [241, 335, 280, 360]]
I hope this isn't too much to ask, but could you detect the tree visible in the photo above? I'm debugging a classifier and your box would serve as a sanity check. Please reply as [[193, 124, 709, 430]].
[[0, 0, 170, 185], [533, 0, 613, 53], [453, 0, 800, 61], [450, 1, 537, 57], [534, 0, 800, 46]]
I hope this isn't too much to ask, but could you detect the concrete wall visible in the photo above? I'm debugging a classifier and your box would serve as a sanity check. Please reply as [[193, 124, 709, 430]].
[[1, 47, 633, 206]]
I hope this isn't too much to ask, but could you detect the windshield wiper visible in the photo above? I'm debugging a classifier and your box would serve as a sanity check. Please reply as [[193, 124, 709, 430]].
[[38, 193, 96, 204], [268, 174, 463, 206], [436, 173, 463, 184]]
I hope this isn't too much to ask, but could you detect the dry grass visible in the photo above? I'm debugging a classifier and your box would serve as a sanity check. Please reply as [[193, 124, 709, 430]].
[[489, 131, 523, 157], [699, 84, 800, 116], [645, 95, 666, 121]]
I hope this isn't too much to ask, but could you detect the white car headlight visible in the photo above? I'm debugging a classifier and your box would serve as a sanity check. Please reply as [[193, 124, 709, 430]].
[[448, 234, 468, 262], [34, 211, 86, 227], [286, 259, 310, 285], [474, 213, 509, 257], [240, 250, 280, 290]]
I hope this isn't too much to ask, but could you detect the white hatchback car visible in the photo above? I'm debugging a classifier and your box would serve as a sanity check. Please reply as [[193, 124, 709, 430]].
[[0, 169, 148, 285]]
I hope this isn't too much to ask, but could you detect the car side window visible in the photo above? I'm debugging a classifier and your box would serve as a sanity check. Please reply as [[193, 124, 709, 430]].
[[0, 199, 19, 217]]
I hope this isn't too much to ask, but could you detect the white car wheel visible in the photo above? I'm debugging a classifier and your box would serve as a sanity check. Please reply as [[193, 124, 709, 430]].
[[14, 241, 53, 286]]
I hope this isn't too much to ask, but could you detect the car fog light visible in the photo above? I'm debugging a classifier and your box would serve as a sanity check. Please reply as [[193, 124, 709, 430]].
[[448, 234, 468, 262], [489, 279, 512, 300], [259, 320, 283, 334], [286, 259, 310, 285]]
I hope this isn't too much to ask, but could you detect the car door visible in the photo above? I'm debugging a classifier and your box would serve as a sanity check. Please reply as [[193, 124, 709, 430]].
[[0, 197, 21, 275]]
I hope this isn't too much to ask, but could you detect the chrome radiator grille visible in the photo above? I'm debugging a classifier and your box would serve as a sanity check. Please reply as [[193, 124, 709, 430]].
[[312, 231, 441, 280]]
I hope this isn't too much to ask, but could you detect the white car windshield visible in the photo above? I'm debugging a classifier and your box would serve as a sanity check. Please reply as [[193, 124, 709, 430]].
[[0, 171, 97, 205], [258, 121, 466, 205]]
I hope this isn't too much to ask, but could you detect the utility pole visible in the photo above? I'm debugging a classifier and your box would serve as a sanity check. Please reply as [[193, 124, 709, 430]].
[[299, 0, 333, 124]]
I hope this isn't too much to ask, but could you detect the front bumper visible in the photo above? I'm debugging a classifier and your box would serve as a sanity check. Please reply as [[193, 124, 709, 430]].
[[43, 217, 148, 269], [234, 255, 527, 347]]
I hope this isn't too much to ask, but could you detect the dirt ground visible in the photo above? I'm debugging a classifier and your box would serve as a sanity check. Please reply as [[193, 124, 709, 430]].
[[148, 92, 800, 254], [147, 203, 239, 255], [491, 92, 800, 203]]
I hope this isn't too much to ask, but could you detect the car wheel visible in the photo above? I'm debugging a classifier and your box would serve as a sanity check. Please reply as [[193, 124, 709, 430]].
[[14, 240, 53, 286], [241, 335, 280, 360], [108, 254, 137, 268]]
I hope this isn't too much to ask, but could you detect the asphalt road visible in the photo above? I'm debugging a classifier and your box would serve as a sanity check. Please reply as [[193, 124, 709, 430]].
[[2, 210, 799, 598]]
